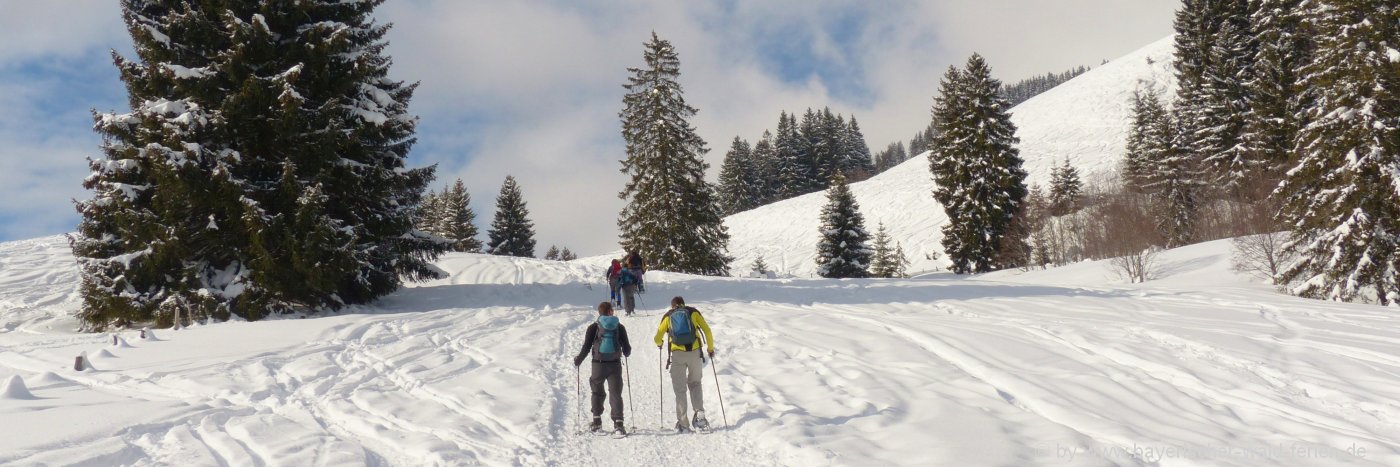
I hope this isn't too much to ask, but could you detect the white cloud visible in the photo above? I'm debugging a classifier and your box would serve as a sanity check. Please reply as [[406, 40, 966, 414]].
[[0, 0, 1176, 259]]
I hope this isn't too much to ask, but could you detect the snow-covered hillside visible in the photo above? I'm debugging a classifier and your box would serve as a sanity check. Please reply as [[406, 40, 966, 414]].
[[3, 233, 1399, 466], [724, 36, 1177, 278]]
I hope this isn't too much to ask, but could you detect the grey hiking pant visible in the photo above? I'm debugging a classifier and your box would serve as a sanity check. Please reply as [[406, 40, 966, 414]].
[[668, 349, 705, 426], [590, 361, 624, 421], [621, 284, 638, 315]]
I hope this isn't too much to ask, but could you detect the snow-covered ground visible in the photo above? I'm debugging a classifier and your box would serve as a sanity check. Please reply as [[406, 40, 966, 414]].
[[3, 234, 1398, 466], [722, 36, 1178, 278]]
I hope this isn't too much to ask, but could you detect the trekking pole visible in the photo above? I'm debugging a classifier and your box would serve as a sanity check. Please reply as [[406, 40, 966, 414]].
[[710, 355, 729, 428], [625, 356, 636, 430], [658, 346, 664, 427], [575, 364, 582, 434]]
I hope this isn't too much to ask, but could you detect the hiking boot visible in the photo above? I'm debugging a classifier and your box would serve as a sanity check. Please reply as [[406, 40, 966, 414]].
[[674, 421, 690, 433], [693, 411, 709, 430], [613, 420, 626, 435], [589, 417, 602, 432]]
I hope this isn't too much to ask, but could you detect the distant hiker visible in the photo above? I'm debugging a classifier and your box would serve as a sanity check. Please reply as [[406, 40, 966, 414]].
[[606, 259, 623, 306], [618, 267, 640, 316], [626, 250, 647, 292], [574, 302, 633, 434], [654, 296, 714, 432]]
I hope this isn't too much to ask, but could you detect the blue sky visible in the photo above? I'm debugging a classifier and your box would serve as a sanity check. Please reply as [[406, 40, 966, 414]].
[[0, 0, 1177, 256]]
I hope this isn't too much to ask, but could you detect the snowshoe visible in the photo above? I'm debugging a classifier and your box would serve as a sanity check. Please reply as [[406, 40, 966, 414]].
[[612, 421, 627, 438], [675, 421, 691, 434], [692, 411, 711, 431], [588, 417, 602, 433]]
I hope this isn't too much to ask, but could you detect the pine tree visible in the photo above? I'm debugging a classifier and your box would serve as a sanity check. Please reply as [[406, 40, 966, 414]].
[[1147, 111, 1203, 248], [1048, 159, 1083, 216], [1122, 90, 1166, 193], [1239, 0, 1310, 195], [559, 248, 577, 261], [1277, 0, 1400, 305], [617, 33, 731, 276], [437, 179, 482, 253], [74, 0, 442, 330], [486, 175, 536, 258], [869, 222, 895, 278], [544, 245, 560, 260], [842, 116, 875, 179], [750, 131, 778, 204], [929, 55, 1030, 274], [1197, 5, 1257, 195], [773, 112, 805, 200], [815, 172, 871, 278], [798, 109, 824, 193], [417, 189, 442, 234], [717, 137, 762, 214], [750, 257, 771, 277], [892, 242, 911, 278]]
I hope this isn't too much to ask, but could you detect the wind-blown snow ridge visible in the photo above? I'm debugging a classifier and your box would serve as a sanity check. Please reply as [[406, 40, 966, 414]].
[[725, 36, 1177, 278]]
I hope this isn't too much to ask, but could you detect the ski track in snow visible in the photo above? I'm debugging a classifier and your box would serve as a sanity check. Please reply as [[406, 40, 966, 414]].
[[4, 236, 1400, 465]]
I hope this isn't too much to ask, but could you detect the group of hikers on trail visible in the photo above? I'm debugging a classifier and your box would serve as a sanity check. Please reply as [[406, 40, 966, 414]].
[[605, 251, 646, 316], [573, 295, 718, 437]]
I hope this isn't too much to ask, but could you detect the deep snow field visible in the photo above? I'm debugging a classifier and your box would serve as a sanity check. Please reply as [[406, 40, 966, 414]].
[[2, 234, 1399, 466]]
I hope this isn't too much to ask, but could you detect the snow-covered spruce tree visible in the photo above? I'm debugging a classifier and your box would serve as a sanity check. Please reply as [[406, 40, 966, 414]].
[[841, 116, 875, 179], [1239, 0, 1310, 193], [773, 112, 805, 200], [1197, 5, 1257, 196], [1277, 0, 1400, 306], [416, 189, 442, 233], [1048, 158, 1083, 216], [1146, 109, 1204, 248], [544, 245, 560, 260], [486, 175, 536, 258], [797, 109, 824, 194], [750, 257, 771, 276], [436, 179, 482, 253], [815, 172, 871, 278], [74, 0, 442, 330], [869, 222, 895, 278], [617, 33, 731, 276], [929, 55, 1029, 274], [750, 131, 778, 204], [1122, 90, 1165, 193], [892, 242, 911, 278], [717, 137, 762, 215]]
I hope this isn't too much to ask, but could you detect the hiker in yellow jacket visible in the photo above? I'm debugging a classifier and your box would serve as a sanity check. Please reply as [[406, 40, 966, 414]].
[[654, 296, 715, 432]]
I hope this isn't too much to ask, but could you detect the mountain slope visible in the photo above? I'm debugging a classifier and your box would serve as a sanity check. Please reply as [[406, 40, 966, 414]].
[[725, 36, 1177, 277]]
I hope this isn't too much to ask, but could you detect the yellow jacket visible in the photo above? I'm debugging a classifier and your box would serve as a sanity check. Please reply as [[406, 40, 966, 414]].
[[654, 307, 714, 352]]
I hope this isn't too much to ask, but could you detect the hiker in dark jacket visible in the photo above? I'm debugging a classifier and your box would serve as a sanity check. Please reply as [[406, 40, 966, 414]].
[[618, 267, 640, 316], [626, 250, 646, 292], [574, 302, 633, 433]]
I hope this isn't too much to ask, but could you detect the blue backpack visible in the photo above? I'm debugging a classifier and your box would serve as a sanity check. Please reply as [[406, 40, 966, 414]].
[[594, 316, 621, 361], [619, 269, 638, 286], [667, 307, 697, 348]]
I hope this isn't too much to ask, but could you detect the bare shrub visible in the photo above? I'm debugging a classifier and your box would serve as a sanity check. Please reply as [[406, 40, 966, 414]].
[[1092, 188, 1164, 282]]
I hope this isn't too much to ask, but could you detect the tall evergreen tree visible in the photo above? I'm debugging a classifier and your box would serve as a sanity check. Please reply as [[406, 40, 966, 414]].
[[1048, 159, 1084, 216], [891, 242, 911, 278], [773, 112, 805, 200], [869, 222, 895, 278], [416, 189, 442, 233], [559, 247, 577, 261], [842, 116, 875, 179], [798, 109, 824, 194], [74, 0, 441, 330], [486, 175, 536, 258], [717, 137, 762, 214], [1197, 6, 1258, 195], [544, 245, 560, 260], [815, 172, 871, 278], [436, 179, 482, 253], [1239, 0, 1310, 192], [1122, 90, 1169, 193], [875, 141, 908, 173], [929, 55, 1029, 274], [1147, 111, 1203, 248], [617, 33, 731, 276], [1277, 0, 1400, 305], [750, 131, 778, 203]]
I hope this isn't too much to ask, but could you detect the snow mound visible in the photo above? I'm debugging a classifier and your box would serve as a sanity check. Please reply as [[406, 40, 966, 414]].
[[1, 375, 34, 400], [91, 349, 118, 360], [725, 36, 1177, 278]]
